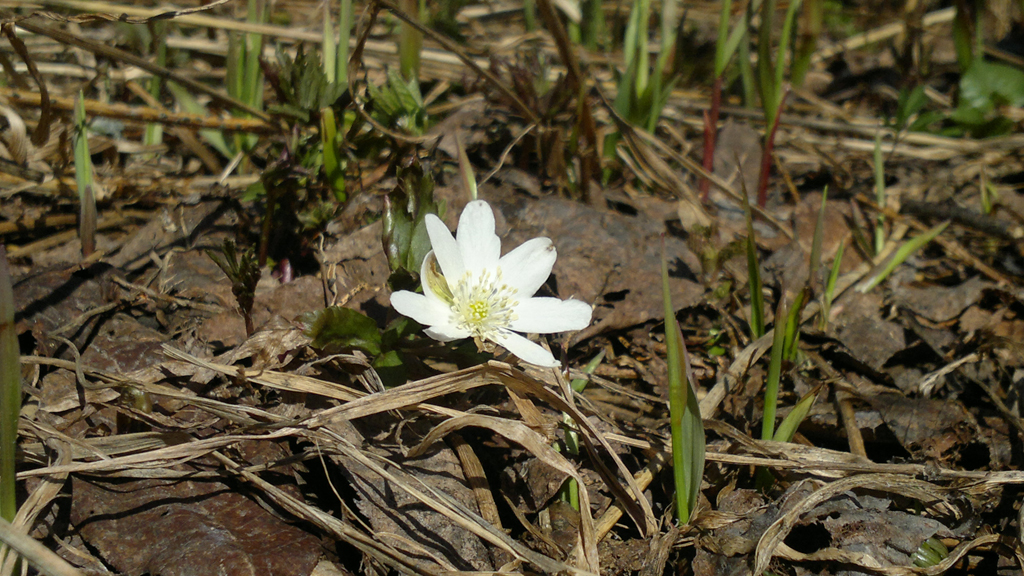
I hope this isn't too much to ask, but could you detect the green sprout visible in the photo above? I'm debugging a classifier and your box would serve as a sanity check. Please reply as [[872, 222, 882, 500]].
[[0, 246, 19, 524], [662, 244, 705, 524], [206, 240, 262, 337], [857, 221, 950, 293], [753, 0, 801, 207], [611, 0, 678, 136], [398, 0, 425, 82], [772, 383, 821, 443], [323, 0, 353, 90], [73, 91, 96, 258], [912, 537, 950, 569], [761, 298, 787, 442], [820, 238, 844, 330]]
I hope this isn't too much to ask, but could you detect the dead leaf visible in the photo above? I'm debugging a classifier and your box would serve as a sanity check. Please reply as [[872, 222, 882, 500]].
[[72, 476, 321, 576]]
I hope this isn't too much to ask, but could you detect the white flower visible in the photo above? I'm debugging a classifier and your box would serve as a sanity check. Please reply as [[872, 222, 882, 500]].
[[390, 200, 592, 367]]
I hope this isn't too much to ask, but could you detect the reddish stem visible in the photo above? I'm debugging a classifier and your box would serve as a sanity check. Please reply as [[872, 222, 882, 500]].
[[699, 75, 723, 202], [756, 85, 790, 208]]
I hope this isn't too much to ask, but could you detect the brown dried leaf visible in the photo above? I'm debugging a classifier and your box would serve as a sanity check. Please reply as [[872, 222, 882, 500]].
[[71, 477, 321, 576]]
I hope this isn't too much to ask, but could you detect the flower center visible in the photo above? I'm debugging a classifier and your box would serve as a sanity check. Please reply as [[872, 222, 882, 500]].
[[449, 269, 519, 338]]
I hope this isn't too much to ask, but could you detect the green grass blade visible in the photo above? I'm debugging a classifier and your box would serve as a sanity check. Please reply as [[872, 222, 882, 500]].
[[790, 0, 822, 86], [320, 107, 346, 201], [720, 0, 761, 78], [242, 0, 265, 110], [73, 91, 96, 257], [782, 288, 805, 362], [622, 0, 650, 100], [570, 350, 605, 394], [858, 221, 950, 293], [761, 298, 787, 441], [662, 246, 705, 524], [775, 0, 802, 95], [166, 81, 233, 158], [0, 246, 19, 522], [773, 384, 821, 443], [398, 0, 424, 82], [820, 238, 844, 329], [323, 3, 336, 84], [714, 0, 734, 77], [757, 0, 778, 125], [659, 0, 678, 73], [337, 0, 352, 90], [73, 91, 93, 195], [523, 0, 536, 31]]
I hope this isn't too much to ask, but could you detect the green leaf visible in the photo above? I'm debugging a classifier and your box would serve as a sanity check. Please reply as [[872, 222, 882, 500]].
[[952, 59, 1024, 135], [820, 238, 844, 330], [782, 288, 806, 362], [858, 221, 949, 293], [773, 384, 821, 443], [167, 81, 233, 158], [961, 60, 1024, 109], [300, 306, 382, 355], [0, 247, 20, 522], [570, 350, 605, 394], [382, 164, 442, 277], [337, 0, 352, 90], [320, 107, 346, 201], [662, 246, 705, 524], [322, 4, 336, 85], [372, 349, 408, 388], [73, 91, 93, 197], [894, 85, 927, 131], [713, 0, 734, 77], [762, 298, 787, 441], [775, 0, 802, 97]]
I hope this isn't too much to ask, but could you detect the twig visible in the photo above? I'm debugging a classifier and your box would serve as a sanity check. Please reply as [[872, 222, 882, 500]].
[[0, 516, 85, 576], [0, 87, 277, 133]]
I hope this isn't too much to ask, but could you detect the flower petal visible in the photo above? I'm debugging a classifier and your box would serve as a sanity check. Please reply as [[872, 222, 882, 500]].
[[456, 200, 501, 275], [425, 324, 471, 342], [498, 237, 556, 297], [493, 330, 558, 367], [390, 290, 451, 328], [425, 214, 464, 282], [509, 298, 592, 334]]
